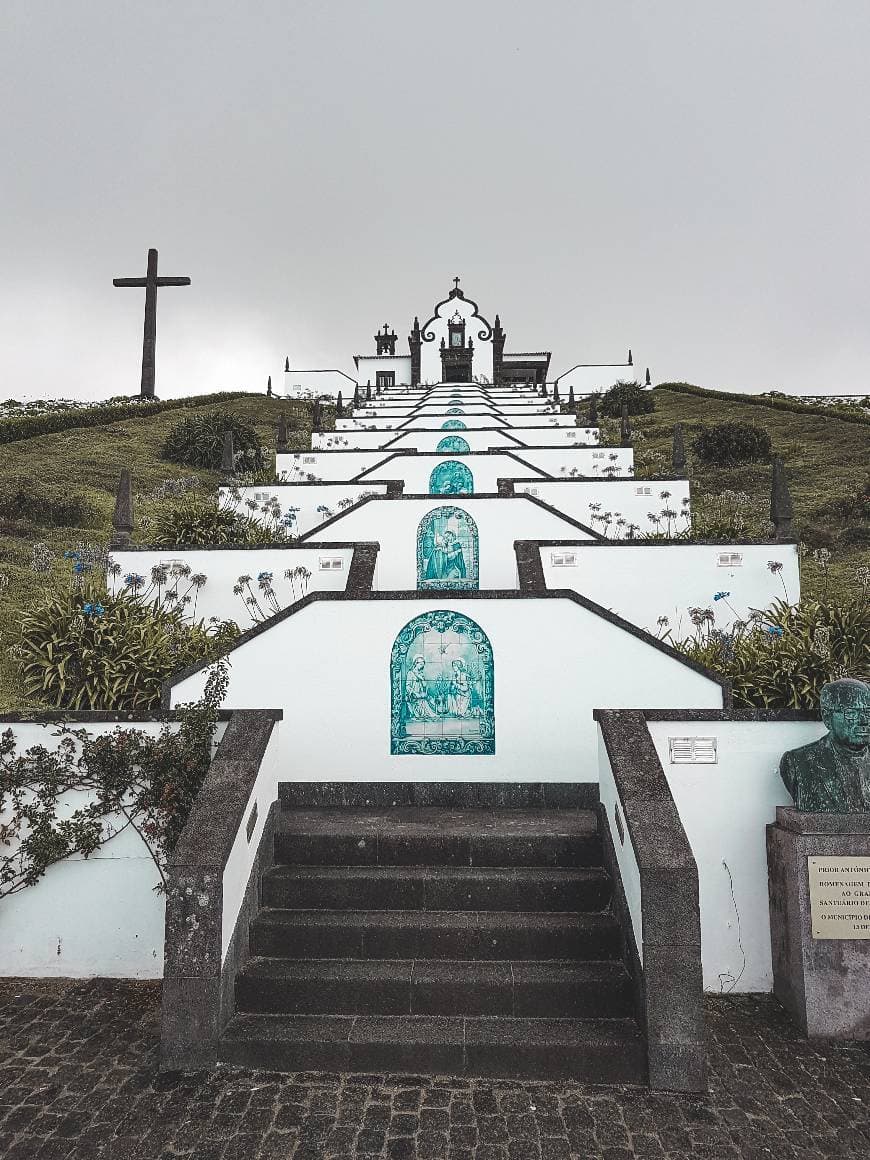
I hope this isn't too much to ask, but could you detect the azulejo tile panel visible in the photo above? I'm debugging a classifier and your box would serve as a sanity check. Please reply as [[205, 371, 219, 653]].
[[417, 506, 479, 591], [446, 407, 465, 415], [429, 460, 474, 495], [391, 610, 495, 755], [436, 435, 471, 454], [441, 419, 467, 430]]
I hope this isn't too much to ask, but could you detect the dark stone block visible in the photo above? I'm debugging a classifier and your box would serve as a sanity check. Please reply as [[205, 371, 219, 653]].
[[159, 978, 220, 1070], [411, 961, 513, 1016], [347, 1016, 465, 1074]]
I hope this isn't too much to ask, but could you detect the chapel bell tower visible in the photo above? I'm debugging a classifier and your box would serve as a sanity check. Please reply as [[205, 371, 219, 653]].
[[440, 310, 474, 382]]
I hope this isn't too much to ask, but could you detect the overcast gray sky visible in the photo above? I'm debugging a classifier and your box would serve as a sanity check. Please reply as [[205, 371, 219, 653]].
[[2, 1, 869, 401]]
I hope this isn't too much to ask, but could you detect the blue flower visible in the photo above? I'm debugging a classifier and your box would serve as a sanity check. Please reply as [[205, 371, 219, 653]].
[[63, 550, 80, 560], [257, 571, 273, 583], [766, 626, 784, 637], [73, 561, 91, 574], [93, 603, 105, 617], [713, 592, 730, 601], [124, 573, 145, 588], [82, 603, 93, 615]]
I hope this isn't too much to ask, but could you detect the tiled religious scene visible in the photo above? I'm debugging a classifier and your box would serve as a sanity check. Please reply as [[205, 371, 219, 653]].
[[3, 275, 867, 1160]]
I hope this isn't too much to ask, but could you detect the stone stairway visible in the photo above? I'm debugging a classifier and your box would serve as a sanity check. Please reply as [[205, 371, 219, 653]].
[[219, 796, 646, 1081]]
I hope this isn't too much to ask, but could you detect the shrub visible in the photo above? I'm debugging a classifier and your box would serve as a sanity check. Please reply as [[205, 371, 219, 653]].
[[675, 585, 870, 708], [162, 410, 264, 471], [599, 381, 655, 418], [16, 577, 237, 711], [656, 381, 870, 429], [691, 421, 772, 467], [0, 391, 251, 445], [145, 493, 290, 547], [0, 662, 228, 896], [0, 479, 95, 528]]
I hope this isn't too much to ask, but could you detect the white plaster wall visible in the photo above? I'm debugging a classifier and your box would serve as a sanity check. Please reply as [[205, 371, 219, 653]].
[[418, 297, 496, 385], [169, 598, 724, 783], [110, 547, 357, 626], [413, 405, 500, 417], [221, 720, 282, 961], [538, 544, 800, 635], [508, 428, 600, 448], [646, 719, 825, 993], [358, 453, 547, 493], [283, 370, 356, 398], [0, 719, 223, 978], [220, 483, 390, 537], [512, 448, 635, 478], [516, 478, 685, 530], [277, 450, 396, 482], [337, 417, 405, 431], [355, 355, 412, 386], [299, 497, 593, 589], [554, 365, 639, 395], [389, 430, 521, 452], [597, 730, 643, 961]]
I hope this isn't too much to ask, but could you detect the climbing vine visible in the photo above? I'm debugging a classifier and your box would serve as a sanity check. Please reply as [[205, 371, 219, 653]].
[[0, 662, 228, 898]]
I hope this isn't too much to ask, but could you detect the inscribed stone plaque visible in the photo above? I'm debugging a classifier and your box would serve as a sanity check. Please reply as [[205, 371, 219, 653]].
[[808, 857, 870, 939]]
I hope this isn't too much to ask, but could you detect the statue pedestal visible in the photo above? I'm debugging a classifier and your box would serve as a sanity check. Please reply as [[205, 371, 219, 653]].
[[767, 807, 870, 1038]]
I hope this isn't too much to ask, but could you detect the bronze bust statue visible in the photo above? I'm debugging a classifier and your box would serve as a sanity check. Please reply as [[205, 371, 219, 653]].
[[779, 678, 870, 812]]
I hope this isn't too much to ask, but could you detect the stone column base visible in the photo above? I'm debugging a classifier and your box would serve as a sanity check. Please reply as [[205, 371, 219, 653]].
[[767, 806, 870, 1038]]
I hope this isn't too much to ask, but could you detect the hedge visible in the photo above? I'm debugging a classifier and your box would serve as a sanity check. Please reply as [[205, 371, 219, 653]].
[[0, 391, 255, 445], [654, 382, 870, 429]]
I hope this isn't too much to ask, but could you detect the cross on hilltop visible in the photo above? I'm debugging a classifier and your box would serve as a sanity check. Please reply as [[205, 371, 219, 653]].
[[113, 248, 191, 399]]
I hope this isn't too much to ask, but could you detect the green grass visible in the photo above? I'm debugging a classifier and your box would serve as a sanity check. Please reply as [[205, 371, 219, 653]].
[[0, 394, 320, 711], [0, 385, 867, 711], [634, 387, 870, 601]]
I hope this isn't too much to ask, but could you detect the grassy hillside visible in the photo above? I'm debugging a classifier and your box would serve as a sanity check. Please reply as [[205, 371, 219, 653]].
[[0, 394, 318, 711], [634, 386, 869, 601], [0, 385, 866, 712]]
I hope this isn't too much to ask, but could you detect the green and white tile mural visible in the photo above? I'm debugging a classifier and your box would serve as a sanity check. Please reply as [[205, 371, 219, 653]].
[[446, 407, 465, 415], [429, 460, 474, 495], [441, 419, 467, 430], [417, 506, 479, 590], [390, 610, 495, 755], [436, 435, 471, 454]]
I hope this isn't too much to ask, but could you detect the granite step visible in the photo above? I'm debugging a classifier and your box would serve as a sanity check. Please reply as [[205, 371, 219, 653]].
[[275, 807, 602, 868], [219, 1012, 646, 1082], [249, 909, 622, 961], [260, 864, 611, 913], [235, 957, 634, 1018]]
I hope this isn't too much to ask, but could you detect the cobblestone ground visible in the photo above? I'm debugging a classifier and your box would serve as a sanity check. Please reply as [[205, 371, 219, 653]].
[[1, 980, 870, 1160]]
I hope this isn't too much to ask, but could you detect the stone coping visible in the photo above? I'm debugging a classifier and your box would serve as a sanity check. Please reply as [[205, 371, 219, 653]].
[[296, 493, 603, 544], [596, 709, 705, 1092], [626, 709, 820, 721], [110, 540, 381, 554], [774, 805, 870, 835], [0, 709, 280, 724], [520, 537, 799, 548], [161, 588, 731, 706]]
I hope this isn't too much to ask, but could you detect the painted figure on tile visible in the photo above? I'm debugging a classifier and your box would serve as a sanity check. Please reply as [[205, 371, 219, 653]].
[[429, 460, 474, 496], [391, 610, 494, 755], [448, 658, 480, 718], [417, 506, 479, 591], [404, 656, 435, 719]]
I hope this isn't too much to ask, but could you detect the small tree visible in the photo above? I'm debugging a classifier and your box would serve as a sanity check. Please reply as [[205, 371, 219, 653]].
[[692, 422, 772, 468], [600, 381, 655, 418]]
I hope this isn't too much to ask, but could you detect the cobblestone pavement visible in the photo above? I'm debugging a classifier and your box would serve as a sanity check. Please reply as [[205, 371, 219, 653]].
[[2, 980, 870, 1160]]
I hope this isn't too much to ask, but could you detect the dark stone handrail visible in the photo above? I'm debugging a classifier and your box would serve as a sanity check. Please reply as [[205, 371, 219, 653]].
[[596, 709, 705, 1093], [161, 708, 281, 1069]]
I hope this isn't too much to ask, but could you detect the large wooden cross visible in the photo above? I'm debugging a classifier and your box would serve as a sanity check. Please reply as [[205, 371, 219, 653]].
[[113, 248, 190, 399]]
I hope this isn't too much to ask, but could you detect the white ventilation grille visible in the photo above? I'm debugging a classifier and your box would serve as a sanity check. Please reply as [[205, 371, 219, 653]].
[[303, 456, 316, 464], [635, 486, 652, 496], [523, 487, 540, 497], [319, 557, 345, 571], [550, 551, 578, 567], [669, 736, 718, 764], [592, 451, 606, 459], [718, 552, 743, 567]]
